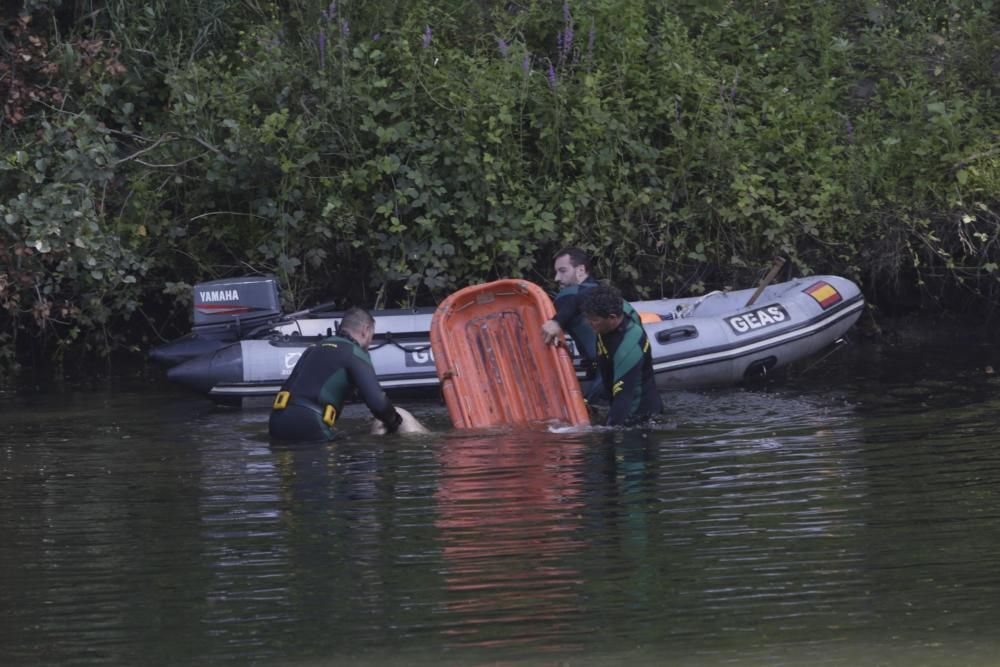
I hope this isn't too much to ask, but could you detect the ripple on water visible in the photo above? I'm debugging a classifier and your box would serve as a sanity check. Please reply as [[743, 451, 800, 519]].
[[4, 345, 1000, 664]]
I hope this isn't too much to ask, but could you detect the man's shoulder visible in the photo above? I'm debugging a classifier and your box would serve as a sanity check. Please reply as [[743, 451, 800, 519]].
[[351, 344, 373, 364], [622, 300, 642, 324], [318, 335, 371, 362], [555, 285, 582, 298], [316, 335, 351, 350], [556, 278, 599, 299], [620, 319, 649, 351]]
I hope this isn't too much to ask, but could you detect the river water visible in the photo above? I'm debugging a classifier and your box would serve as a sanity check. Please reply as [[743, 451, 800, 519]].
[[3, 331, 1000, 666]]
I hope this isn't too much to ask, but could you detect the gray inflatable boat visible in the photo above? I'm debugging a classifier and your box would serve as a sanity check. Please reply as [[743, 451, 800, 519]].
[[152, 275, 864, 403]]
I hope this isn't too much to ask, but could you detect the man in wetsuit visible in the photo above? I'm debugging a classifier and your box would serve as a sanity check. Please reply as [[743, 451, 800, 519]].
[[540, 247, 639, 399], [268, 307, 407, 441], [581, 285, 663, 426], [541, 247, 639, 360]]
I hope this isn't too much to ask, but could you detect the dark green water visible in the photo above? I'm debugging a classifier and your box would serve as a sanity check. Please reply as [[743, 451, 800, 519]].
[[3, 334, 1000, 666]]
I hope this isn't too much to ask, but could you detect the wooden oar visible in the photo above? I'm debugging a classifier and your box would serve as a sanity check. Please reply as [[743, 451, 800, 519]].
[[745, 257, 787, 307]]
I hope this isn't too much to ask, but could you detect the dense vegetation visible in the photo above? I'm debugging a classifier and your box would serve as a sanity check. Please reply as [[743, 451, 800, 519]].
[[2, 0, 999, 371]]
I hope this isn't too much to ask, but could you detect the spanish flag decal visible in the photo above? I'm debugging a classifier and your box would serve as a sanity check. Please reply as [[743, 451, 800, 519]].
[[804, 281, 842, 309]]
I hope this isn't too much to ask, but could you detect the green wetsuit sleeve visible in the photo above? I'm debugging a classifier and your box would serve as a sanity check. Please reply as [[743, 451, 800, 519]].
[[349, 350, 401, 433]]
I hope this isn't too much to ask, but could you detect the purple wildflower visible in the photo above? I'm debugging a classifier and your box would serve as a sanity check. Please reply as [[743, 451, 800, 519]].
[[588, 23, 595, 55], [562, 3, 574, 57], [498, 38, 509, 58], [318, 29, 326, 66], [845, 117, 854, 142], [522, 53, 532, 74], [372, 33, 381, 41], [340, 20, 349, 38], [547, 63, 557, 88], [422, 26, 433, 49], [328, 1, 336, 17]]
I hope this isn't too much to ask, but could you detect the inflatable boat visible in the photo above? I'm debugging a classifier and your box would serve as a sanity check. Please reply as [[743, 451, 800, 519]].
[[152, 274, 864, 403]]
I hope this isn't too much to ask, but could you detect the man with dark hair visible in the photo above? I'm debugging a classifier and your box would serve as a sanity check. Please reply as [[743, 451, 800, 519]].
[[541, 246, 638, 363], [268, 306, 423, 441], [581, 285, 663, 426]]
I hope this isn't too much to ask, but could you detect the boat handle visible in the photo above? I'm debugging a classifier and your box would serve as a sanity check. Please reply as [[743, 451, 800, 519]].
[[656, 325, 698, 344]]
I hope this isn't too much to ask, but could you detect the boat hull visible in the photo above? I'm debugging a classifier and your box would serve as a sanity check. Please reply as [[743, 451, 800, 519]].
[[636, 276, 864, 387]]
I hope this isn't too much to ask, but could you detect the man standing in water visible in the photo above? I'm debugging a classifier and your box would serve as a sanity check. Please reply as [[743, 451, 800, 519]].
[[581, 285, 663, 426], [269, 307, 425, 441], [541, 247, 600, 358], [540, 247, 639, 399], [541, 247, 640, 359]]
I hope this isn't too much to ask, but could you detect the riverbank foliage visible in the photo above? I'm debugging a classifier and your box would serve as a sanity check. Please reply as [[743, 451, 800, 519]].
[[2, 0, 999, 369]]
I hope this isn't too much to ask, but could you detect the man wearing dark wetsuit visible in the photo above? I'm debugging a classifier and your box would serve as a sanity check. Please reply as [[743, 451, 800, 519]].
[[541, 247, 640, 361], [268, 307, 403, 441], [581, 285, 663, 426], [541, 247, 639, 399]]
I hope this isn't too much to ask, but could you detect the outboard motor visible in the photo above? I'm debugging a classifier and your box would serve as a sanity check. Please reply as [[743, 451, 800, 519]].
[[149, 276, 284, 367], [191, 276, 283, 336]]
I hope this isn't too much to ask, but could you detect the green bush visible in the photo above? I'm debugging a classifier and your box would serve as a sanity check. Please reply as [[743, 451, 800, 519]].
[[2, 0, 999, 371]]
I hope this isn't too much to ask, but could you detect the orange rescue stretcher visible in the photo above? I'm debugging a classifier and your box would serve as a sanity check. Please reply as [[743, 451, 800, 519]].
[[430, 279, 590, 429]]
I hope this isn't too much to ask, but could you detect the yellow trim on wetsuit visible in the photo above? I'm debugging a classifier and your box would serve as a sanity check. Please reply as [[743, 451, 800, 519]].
[[323, 404, 337, 427], [597, 335, 608, 357], [273, 390, 290, 409]]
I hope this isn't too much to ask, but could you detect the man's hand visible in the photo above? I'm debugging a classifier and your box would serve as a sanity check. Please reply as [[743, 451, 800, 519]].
[[541, 319, 564, 346], [371, 406, 429, 435]]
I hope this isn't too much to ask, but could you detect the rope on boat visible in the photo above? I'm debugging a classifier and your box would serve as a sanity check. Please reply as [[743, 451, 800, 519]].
[[797, 337, 849, 376], [262, 329, 433, 354], [684, 290, 724, 317], [368, 332, 432, 354]]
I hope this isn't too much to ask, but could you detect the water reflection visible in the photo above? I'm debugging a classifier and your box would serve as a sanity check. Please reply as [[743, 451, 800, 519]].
[[5, 338, 1000, 665], [434, 429, 586, 651], [193, 431, 443, 661]]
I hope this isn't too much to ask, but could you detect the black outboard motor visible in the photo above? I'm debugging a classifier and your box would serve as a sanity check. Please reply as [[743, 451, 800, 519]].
[[149, 276, 283, 367], [191, 276, 282, 335]]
